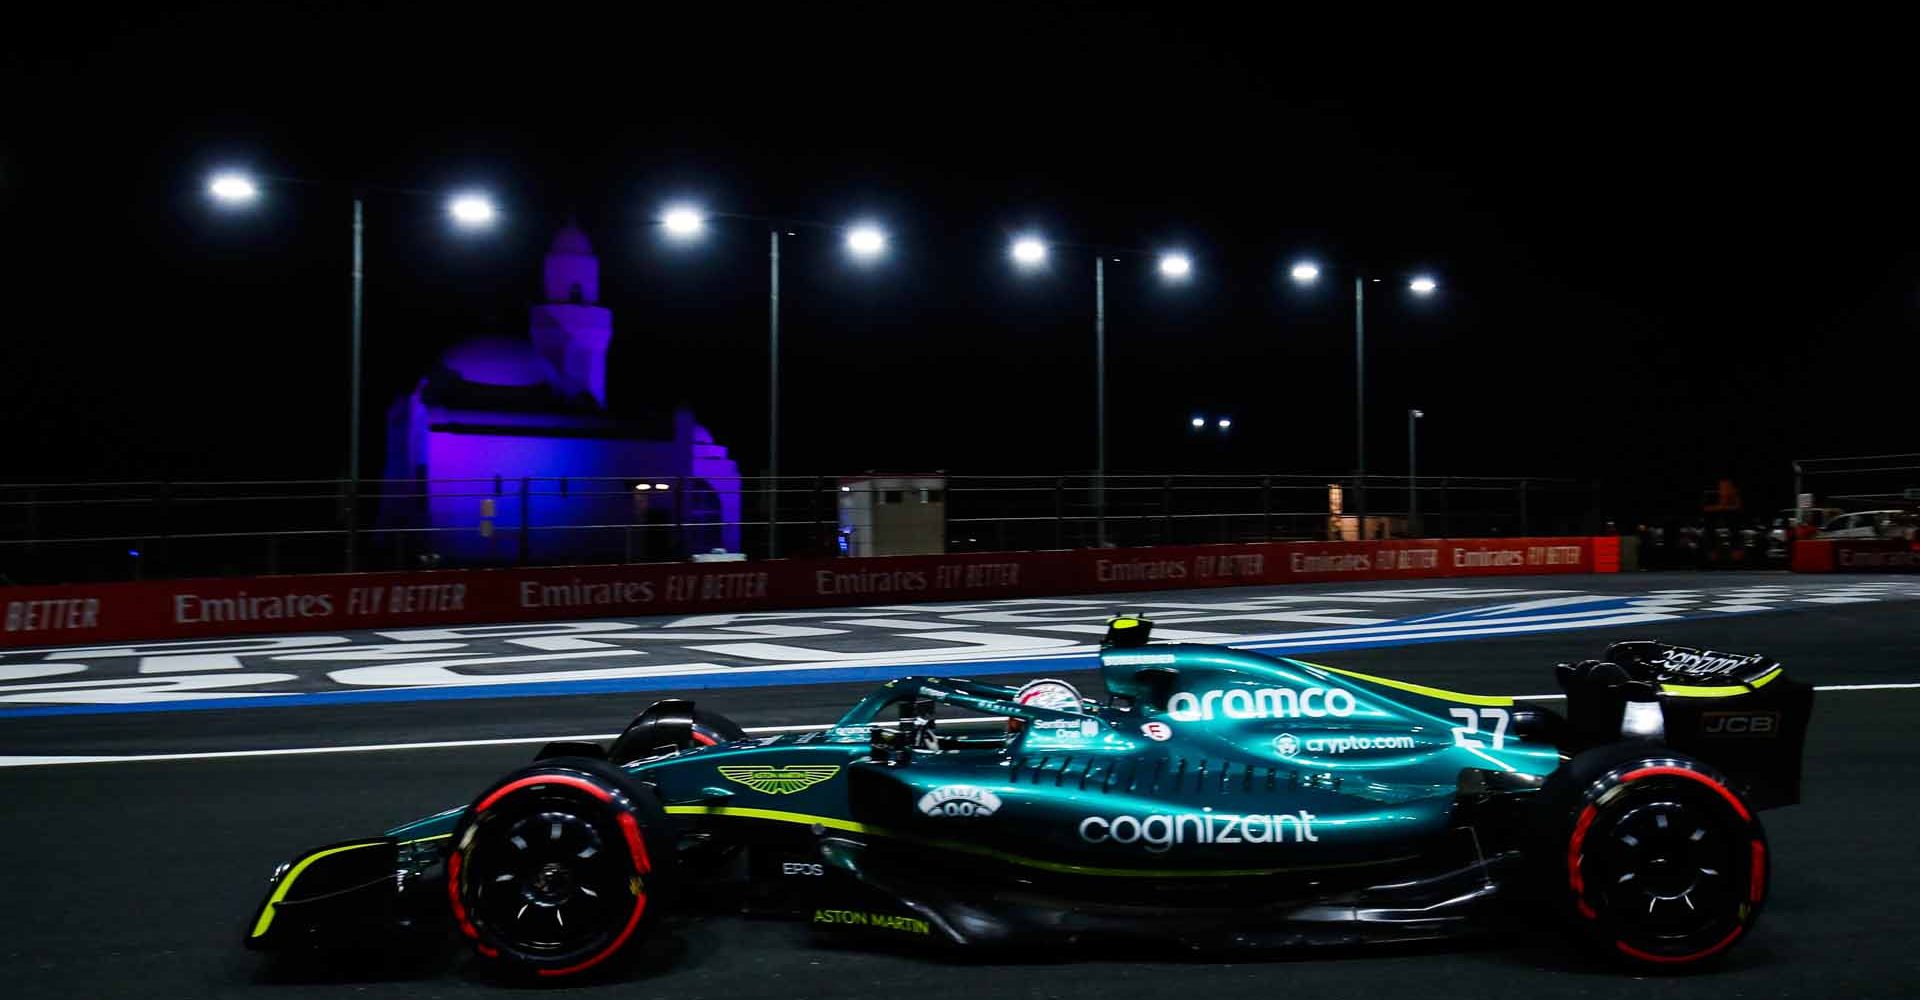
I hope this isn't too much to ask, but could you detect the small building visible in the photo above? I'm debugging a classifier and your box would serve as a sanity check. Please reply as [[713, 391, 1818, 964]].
[[837, 474, 947, 557], [383, 224, 741, 563]]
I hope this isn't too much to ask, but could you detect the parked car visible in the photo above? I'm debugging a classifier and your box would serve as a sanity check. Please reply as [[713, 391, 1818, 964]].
[[1817, 510, 1918, 541]]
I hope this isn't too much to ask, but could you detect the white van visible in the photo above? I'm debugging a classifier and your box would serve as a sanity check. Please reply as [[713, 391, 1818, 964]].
[[1817, 510, 1919, 541]]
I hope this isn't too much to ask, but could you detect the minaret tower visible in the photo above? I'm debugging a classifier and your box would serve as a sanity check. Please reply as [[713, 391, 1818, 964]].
[[528, 220, 613, 407]]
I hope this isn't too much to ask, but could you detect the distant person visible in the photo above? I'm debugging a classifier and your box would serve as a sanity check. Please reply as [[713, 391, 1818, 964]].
[[1645, 523, 1666, 569]]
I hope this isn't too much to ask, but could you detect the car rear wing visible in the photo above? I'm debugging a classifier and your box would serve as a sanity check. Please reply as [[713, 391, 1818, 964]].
[[1557, 641, 1813, 810]]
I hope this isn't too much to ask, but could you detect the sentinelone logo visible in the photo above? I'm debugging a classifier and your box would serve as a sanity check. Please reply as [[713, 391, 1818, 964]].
[[1166, 685, 1357, 721], [1655, 648, 1759, 676], [1080, 809, 1319, 852]]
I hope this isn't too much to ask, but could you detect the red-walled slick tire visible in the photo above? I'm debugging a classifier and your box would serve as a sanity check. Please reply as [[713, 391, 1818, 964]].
[[448, 757, 674, 981], [1544, 744, 1767, 970]]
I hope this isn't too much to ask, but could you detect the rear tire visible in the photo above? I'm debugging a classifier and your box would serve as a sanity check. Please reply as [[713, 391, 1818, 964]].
[[609, 700, 747, 764], [449, 757, 674, 981], [686, 708, 747, 746], [1539, 744, 1767, 970]]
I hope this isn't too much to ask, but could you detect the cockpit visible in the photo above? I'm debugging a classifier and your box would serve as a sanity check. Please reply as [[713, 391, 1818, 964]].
[[827, 615, 1171, 759]]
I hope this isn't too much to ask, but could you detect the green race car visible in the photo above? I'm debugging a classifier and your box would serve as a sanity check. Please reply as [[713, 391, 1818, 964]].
[[246, 617, 1811, 979]]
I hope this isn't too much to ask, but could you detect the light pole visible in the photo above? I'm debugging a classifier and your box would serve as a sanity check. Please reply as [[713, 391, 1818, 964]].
[[1354, 276, 1366, 532], [1289, 263, 1436, 539], [661, 208, 886, 558], [1105, 252, 1192, 546], [1013, 237, 1191, 547], [768, 227, 780, 557], [1094, 255, 1106, 545], [207, 171, 498, 571], [349, 195, 363, 565], [1408, 408, 1424, 536]]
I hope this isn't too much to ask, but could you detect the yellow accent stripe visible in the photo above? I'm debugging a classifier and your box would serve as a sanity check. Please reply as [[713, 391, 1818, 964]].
[[1302, 662, 1514, 707], [665, 804, 876, 834], [397, 833, 452, 846], [249, 841, 387, 939], [664, 805, 1402, 878], [1661, 666, 1783, 698]]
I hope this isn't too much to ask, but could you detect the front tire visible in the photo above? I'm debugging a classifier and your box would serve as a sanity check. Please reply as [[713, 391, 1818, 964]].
[[448, 757, 674, 980], [1542, 745, 1767, 970]]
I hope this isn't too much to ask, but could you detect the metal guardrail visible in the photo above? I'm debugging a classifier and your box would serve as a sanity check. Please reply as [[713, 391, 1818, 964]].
[[0, 473, 1594, 585], [1792, 452, 1920, 511]]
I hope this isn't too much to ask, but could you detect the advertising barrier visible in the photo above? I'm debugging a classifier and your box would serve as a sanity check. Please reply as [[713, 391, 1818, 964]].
[[1792, 539, 1920, 573], [0, 536, 1608, 649]]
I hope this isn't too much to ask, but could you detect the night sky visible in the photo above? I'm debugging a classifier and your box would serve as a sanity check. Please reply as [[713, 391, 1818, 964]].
[[3, 4, 1913, 518]]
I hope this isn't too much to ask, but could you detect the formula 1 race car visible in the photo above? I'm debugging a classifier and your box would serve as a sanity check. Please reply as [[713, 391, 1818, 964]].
[[246, 617, 1813, 979]]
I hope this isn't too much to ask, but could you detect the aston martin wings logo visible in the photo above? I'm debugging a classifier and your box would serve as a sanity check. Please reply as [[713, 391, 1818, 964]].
[[718, 765, 842, 795]]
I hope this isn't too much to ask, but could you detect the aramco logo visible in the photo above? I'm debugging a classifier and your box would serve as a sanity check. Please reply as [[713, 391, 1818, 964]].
[[1166, 685, 1357, 722]]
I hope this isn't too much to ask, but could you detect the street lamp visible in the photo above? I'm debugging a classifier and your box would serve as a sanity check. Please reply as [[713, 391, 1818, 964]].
[[661, 210, 890, 556], [207, 171, 259, 205], [1010, 238, 1194, 545], [203, 170, 498, 570], [1288, 262, 1439, 534], [1100, 250, 1193, 544], [447, 193, 498, 229], [1011, 236, 1047, 267], [662, 205, 706, 237], [846, 224, 886, 258]]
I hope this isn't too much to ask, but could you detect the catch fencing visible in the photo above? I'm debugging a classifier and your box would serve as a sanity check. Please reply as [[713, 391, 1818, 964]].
[[0, 473, 1594, 585], [1792, 453, 1920, 512]]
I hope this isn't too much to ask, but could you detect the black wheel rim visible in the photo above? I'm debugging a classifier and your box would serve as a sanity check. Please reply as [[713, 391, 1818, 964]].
[[464, 794, 638, 962], [1582, 782, 1748, 954]]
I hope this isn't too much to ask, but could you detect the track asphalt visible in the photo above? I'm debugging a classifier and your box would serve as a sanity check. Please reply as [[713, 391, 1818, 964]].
[[1, 571, 1916, 998]]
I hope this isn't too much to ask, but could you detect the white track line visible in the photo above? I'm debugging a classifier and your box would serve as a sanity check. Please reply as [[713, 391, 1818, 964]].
[[3, 687, 1918, 768], [0, 717, 995, 768]]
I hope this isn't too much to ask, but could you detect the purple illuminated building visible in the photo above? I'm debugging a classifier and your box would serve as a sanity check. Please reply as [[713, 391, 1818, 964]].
[[383, 223, 741, 563]]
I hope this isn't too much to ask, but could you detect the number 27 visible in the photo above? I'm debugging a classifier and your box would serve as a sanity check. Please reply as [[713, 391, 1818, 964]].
[[1449, 707, 1510, 750]]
